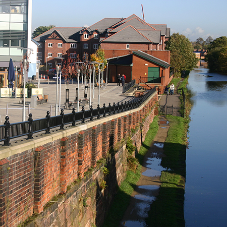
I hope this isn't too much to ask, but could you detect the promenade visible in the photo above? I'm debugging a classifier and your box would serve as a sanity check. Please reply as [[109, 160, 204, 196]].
[[0, 80, 133, 124]]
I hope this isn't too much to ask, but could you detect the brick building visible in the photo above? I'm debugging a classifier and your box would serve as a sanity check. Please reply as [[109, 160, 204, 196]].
[[34, 14, 172, 92]]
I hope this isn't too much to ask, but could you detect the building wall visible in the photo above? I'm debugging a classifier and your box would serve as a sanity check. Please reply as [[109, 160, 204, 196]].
[[0, 90, 158, 227]]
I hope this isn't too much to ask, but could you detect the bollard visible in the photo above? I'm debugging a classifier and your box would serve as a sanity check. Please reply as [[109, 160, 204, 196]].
[[6, 103, 8, 116]]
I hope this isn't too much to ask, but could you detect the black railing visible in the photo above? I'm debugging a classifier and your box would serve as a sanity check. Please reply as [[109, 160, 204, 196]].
[[139, 76, 161, 84], [0, 87, 157, 146], [123, 79, 135, 93]]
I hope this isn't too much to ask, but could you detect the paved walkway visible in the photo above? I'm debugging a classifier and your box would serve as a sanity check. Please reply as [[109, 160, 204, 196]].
[[0, 80, 133, 124], [159, 93, 181, 116]]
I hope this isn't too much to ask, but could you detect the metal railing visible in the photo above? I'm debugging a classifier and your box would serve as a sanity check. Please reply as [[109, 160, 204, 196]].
[[122, 79, 135, 93], [139, 76, 161, 84], [0, 87, 157, 146]]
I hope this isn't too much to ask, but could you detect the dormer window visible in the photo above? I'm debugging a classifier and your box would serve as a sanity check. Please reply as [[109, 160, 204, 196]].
[[94, 33, 98, 39], [126, 44, 130, 49], [84, 34, 89, 39]]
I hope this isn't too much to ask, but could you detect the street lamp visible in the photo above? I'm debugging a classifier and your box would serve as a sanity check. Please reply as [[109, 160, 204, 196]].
[[18, 47, 33, 122]]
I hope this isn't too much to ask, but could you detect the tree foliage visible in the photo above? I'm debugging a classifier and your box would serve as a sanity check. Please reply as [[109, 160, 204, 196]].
[[90, 48, 107, 72], [165, 33, 198, 77], [206, 36, 227, 74], [32, 25, 55, 38]]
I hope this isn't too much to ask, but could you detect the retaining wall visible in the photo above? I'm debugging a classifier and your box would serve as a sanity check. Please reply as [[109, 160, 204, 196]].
[[0, 91, 158, 227]]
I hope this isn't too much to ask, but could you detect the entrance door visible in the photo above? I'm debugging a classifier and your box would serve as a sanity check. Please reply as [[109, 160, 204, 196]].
[[148, 67, 160, 83]]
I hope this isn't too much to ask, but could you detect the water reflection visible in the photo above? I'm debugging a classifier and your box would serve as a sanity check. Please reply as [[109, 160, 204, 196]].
[[184, 67, 227, 227]]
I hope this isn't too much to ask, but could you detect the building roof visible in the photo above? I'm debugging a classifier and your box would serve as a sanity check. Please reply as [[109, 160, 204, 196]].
[[34, 27, 82, 43], [150, 24, 169, 37], [86, 18, 124, 34], [110, 17, 156, 33], [138, 29, 161, 44], [133, 50, 170, 68], [107, 50, 170, 68], [102, 25, 151, 43]]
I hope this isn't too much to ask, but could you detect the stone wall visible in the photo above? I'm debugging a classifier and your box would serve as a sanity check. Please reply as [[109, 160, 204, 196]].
[[0, 91, 158, 227]]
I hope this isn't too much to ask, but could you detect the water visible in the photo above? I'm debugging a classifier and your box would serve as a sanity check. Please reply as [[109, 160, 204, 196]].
[[184, 68, 227, 227]]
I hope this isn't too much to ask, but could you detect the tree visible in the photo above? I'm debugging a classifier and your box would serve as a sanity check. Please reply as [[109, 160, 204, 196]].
[[165, 33, 198, 77], [196, 37, 205, 49], [206, 36, 227, 73], [32, 25, 55, 38], [90, 48, 107, 72]]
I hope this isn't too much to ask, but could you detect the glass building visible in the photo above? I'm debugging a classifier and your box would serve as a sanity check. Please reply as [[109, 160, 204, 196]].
[[0, 0, 32, 68]]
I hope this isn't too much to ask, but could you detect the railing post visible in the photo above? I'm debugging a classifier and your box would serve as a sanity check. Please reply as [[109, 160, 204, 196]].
[[4, 116, 10, 146], [103, 103, 106, 117], [121, 102, 123, 112], [90, 105, 93, 121], [97, 104, 100, 119], [117, 102, 120, 113], [113, 102, 116, 114], [27, 113, 33, 139], [60, 109, 64, 130], [82, 106, 85, 123], [109, 103, 111, 115], [45, 111, 50, 134], [72, 108, 76, 126]]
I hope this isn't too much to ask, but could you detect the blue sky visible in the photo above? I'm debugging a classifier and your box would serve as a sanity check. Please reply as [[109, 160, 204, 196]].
[[32, 0, 227, 41]]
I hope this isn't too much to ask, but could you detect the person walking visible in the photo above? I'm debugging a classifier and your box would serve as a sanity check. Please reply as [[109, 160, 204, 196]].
[[170, 83, 174, 95], [117, 74, 121, 86], [121, 74, 125, 86]]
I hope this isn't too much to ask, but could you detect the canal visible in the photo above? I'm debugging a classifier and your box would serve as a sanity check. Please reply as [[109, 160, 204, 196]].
[[184, 67, 227, 226]]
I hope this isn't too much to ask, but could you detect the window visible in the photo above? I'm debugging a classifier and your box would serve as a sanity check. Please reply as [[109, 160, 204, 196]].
[[84, 34, 89, 39], [48, 63, 52, 68], [94, 33, 98, 39], [70, 53, 77, 59], [84, 43, 88, 49], [57, 53, 62, 57], [83, 53, 88, 61], [11, 39, 19, 46], [48, 43, 52, 47], [58, 43, 62, 48], [70, 43, 77, 48], [126, 44, 130, 49], [93, 44, 98, 50], [0, 40, 9, 47], [48, 53, 52, 57], [37, 52, 42, 60]]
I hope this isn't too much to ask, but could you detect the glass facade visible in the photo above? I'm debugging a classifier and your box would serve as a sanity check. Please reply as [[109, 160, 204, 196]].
[[0, 0, 28, 61]]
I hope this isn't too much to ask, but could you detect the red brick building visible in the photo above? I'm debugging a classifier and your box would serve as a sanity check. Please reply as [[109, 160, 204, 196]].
[[34, 14, 172, 92]]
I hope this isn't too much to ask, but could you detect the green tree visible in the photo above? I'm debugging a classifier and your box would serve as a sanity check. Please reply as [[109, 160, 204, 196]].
[[196, 37, 205, 49], [206, 36, 227, 73], [165, 33, 198, 77], [32, 25, 55, 38]]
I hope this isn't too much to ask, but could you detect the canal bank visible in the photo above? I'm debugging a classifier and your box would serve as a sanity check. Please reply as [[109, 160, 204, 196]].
[[102, 76, 190, 227]]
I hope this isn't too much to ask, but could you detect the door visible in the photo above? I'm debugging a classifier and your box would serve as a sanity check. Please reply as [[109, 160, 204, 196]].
[[148, 67, 160, 83]]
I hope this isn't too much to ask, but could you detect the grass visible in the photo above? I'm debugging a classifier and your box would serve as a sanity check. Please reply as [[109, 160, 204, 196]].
[[102, 116, 159, 227]]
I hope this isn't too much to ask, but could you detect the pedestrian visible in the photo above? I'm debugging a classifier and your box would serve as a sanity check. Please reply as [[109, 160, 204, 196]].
[[123, 74, 126, 81], [121, 74, 125, 86], [170, 83, 174, 95], [117, 73, 121, 86]]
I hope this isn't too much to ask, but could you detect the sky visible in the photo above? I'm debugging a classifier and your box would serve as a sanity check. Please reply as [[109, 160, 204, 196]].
[[32, 0, 227, 42]]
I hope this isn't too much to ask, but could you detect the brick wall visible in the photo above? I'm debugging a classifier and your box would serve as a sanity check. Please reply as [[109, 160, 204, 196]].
[[0, 91, 158, 227]]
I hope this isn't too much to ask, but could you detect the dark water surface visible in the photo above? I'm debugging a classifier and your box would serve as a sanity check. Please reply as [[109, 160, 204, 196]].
[[184, 68, 227, 227]]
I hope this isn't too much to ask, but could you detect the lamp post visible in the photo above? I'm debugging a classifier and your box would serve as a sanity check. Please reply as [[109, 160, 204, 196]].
[[54, 57, 64, 115], [77, 69, 80, 112], [18, 47, 33, 121]]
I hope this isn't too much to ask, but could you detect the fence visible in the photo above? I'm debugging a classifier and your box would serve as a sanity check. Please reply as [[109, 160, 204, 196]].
[[0, 87, 157, 146], [122, 79, 135, 93]]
